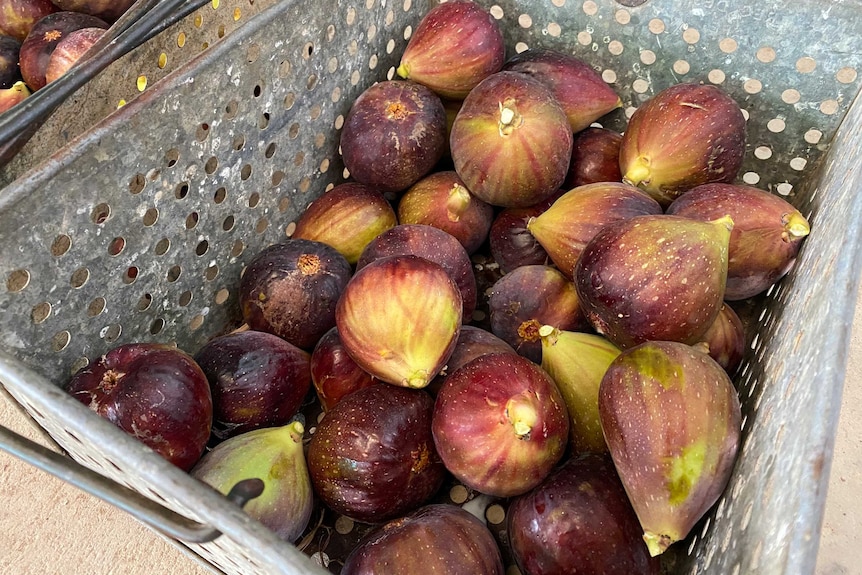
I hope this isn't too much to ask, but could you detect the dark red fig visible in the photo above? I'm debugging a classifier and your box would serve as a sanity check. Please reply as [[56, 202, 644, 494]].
[[507, 453, 661, 575], [49, 0, 135, 22], [564, 126, 623, 188], [488, 190, 563, 274], [0, 34, 22, 88], [0, 0, 57, 42], [427, 324, 516, 395], [695, 302, 746, 376], [44, 26, 103, 83], [307, 385, 446, 524], [340, 79, 446, 194], [65, 343, 212, 471], [396, 0, 505, 100], [310, 326, 379, 411]]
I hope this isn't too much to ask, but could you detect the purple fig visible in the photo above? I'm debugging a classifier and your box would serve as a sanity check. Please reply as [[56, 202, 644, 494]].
[[1, 34, 22, 88], [310, 326, 379, 412], [565, 126, 623, 188], [427, 324, 516, 395], [488, 190, 563, 274], [695, 303, 746, 375]]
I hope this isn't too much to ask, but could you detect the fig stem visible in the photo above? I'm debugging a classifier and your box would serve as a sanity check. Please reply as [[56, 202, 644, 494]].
[[623, 156, 652, 186], [396, 62, 410, 79], [446, 184, 472, 222], [506, 396, 538, 438], [643, 531, 674, 557], [783, 211, 811, 239]]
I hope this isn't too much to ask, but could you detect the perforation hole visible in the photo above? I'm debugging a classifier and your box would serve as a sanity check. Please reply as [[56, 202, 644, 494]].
[[241, 164, 252, 180], [233, 135, 245, 150], [150, 318, 165, 335], [51, 234, 71, 257], [155, 238, 171, 256], [223, 215, 235, 231], [165, 148, 180, 167], [179, 291, 193, 307], [231, 239, 245, 257], [129, 173, 146, 194], [215, 288, 230, 305], [143, 208, 159, 226], [205, 156, 218, 174], [91, 203, 111, 224], [186, 212, 199, 229], [167, 266, 182, 282], [196, 240, 209, 256], [108, 237, 125, 256], [31, 302, 51, 324], [87, 297, 106, 317], [265, 142, 277, 158], [205, 265, 219, 281], [175, 182, 190, 199], [52, 331, 71, 351], [214, 187, 227, 204], [196, 123, 210, 141], [70, 268, 88, 288], [137, 293, 153, 311], [123, 266, 138, 285], [259, 112, 270, 129]]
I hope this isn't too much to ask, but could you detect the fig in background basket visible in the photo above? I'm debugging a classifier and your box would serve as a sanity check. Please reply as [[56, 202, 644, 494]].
[[65, 342, 213, 472], [0, 0, 57, 42], [44, 25, 104, 83], [0, 34, 22, 88], [0, 80, 29, 113], [50, 0, 136, 23], [564, 126, 624, 188]]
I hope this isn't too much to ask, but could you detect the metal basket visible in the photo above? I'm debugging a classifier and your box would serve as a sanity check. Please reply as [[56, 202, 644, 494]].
[[2, 0, 862, 574]]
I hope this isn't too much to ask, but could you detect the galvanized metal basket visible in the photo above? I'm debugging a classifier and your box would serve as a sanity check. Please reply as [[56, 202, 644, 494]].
[[2, 0, 862, 573]]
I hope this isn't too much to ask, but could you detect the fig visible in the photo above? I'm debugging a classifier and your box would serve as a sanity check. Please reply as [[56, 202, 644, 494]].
[[574, 214, 733, 349], [397, 170, 494, 255], [507, 453, 661, 575], [0, 0, 57, 42], [432, 352, 569, 497], [564, 126, 623, 188], [356, 224, 477, 323], [191, 421, 313, 543], [396, 0, 505, 100], [310, 326, 379, 411], [64, 343, 212, 471], [503, 48, 622, 133], [0, 34, 21, 88], [488, 190, 563, 274], [619, 83, 746, 206], [538, 325, 621, 453], [307, 385, 446, 524], [292, 182, 397, 265], [239, 239, 352, 351], [666, 182, 811, 300], [450, 71, 573, 208], [193, 330, 311, 441], [340, 79, 447, 194], [526, 181, 663, 279], [598, 340, 742, 556], [44, 26, 103, 83], [341, 504, 504, 575], [696, 302, 746, 375], [337, 254, 462, 388], [487, 264, 588, 364], [0, 79, 28, 113], [49, 0, 136, 22], [427, 324, 516, 395]]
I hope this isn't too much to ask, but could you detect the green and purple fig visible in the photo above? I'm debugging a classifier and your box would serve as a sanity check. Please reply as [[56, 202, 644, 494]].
[[666, 182, 811, 300], [336, 254, 462, 388], [190, 420, 313, 543], [619, 83, 746, 206], [565, 127, 624, 188], [503, 49, 622, 133], [695, 303, 746, 375], [598, 341, 742, 556], [450, 71, 573, 208], [526, 181, 663, 279], [0, 79, 28, 113], [292, 182, 397, 265], [574, 214, 733, 349], [539, 325, 621, 453], [396, 0, 505, 100]]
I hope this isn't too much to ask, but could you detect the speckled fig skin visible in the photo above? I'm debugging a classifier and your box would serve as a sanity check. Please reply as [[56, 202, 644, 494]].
[[426, 324, 516, 395], [340, 79, 447, 194], [598, 341, 742, 557], [666, 182, 811, 300], [619, 83, 746, 207], [396, 0, 505, 100], [450, 71, 574, 208], [695, 302, 746, 375], [574, 214, 733, 349], [565, 127, 624, 188], [526, 181, 663, 279], [503, 49, 623, 133]]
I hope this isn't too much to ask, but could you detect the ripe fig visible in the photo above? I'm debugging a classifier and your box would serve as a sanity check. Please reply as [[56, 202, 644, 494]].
[[65, 343, 212, 471], [0, 0, 57, 41], [620, 83, 746, 206], [341, 504, 504, 575], [0, 79, 28, 113], [564, 126, 623, 188], [44, 26, 103, 83], [337, 254, 461, 388], [397, 170, 494, 255], [598, 340, 742, 556], [450, 71, 573, 208], [193, 330, 311, 441], [1, 34, 22, 88], [503, 48, 622, 133], [432, 352, 569, 497], [695, 303, 746, 375], [427, 324, 516, 395], [507, 453, 661, 575], [310, 326, 379, 411], [396, 0, 505, 100], [292, 182, 397, 265], [191, 421, 313, 543], [307, 385, 446, 524], [356, 224, 477, 323], [340, 79, 447, 194], [666, 182, 811, 300], [49, 0, 135, 22], [488, 190, 563, 274], [539, 325, 621, 453], [239, 239, 352, 351], [574, 214, 733, 349], [526, 181, 662, 278]]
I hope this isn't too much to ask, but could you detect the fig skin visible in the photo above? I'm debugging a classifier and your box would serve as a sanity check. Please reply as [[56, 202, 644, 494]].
[[450, 71, 574, 208], [0, 34, 21, 88], [526, 181, 663, 279], [0, 0, 57, 42], [507, 453, 661, 575], [396, 0, 505, 100], [239, 239, 352, 351], [397, 170, 494, 255], [432, 352, 570, 497], [191, 421, 313, 543], [44, 26, 104, 83], [193, 330, 312, 442], [340, 79, 447, 194], [666, 182, 811, 300], [598, 341, 742, 556], [64, 343, 213, 471], [310, 326, 379, 411], [695, 302, 746, 375], [49, 0, 135, 22], [503, 49, 622, 133], [292, 182, 397, 265], [307, 385, 446, 524], [337, 254, 462, 389], [564, 126, 624, 188], [574, 214, 733, 350], [488, 190, 563, 274], [427, 324, 516, 395], [0, 79, 28, 113], [620, 83, 746, 207]]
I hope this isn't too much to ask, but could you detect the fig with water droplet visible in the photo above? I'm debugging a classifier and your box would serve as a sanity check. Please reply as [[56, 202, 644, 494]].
[[619, 83, 746, 206], [695, 303, 746, 375], [488, 191, 562, 274], [598, 340, 742, 556], [565, 126, 623, 188], [310, 326, 379, 412], [574, 214, 733, 349], [666, 182, 811, 300]]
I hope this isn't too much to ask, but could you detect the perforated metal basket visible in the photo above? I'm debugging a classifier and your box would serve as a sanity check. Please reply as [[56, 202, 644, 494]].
[[2, 1, 862, 574]]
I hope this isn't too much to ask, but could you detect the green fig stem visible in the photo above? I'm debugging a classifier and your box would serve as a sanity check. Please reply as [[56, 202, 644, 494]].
[[710, 214, 735, 233], [623, 156, 652, 186], [643, 531, 675, 557], [506, 396, 538, 439], [783, 211, 811, 240], [286, 420, 305, 443], [405, 370, 431, 389], [396, 62, 410, 79], [446, 184, 471, 222], [538, 324, 559, 344]]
